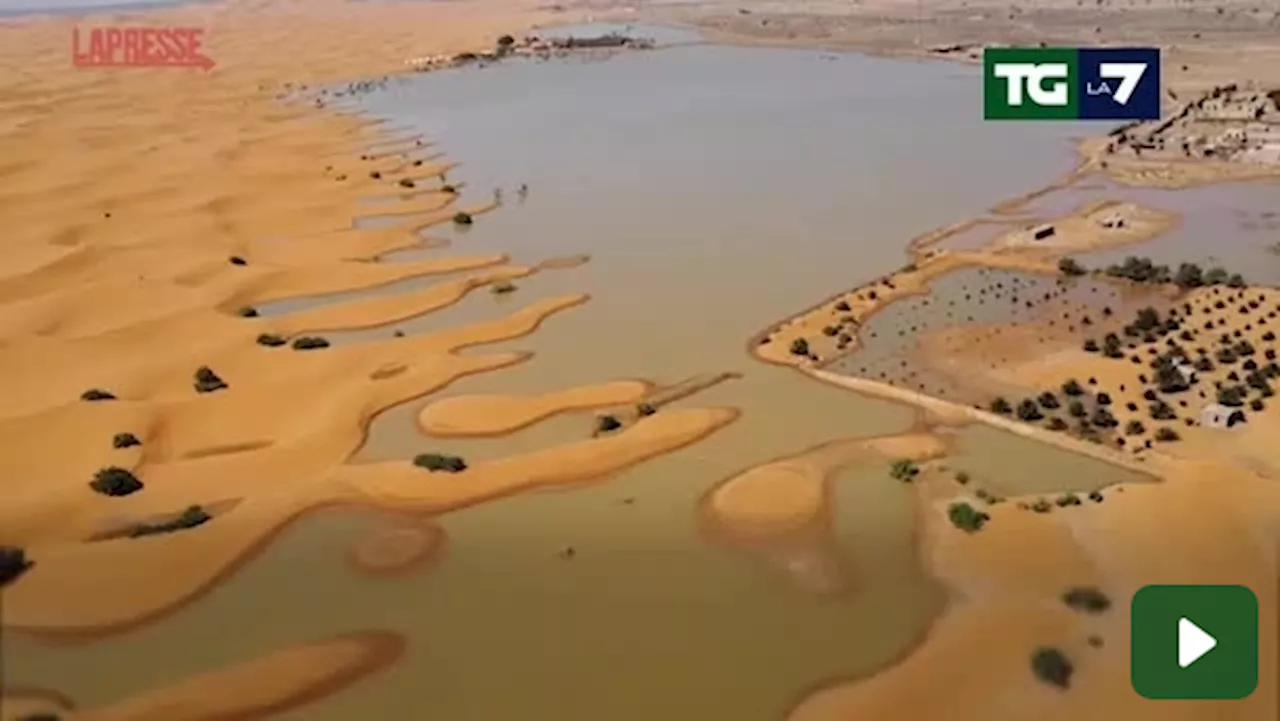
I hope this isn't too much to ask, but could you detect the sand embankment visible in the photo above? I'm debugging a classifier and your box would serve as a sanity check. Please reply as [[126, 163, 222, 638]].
[[418, 379, 653, 437]]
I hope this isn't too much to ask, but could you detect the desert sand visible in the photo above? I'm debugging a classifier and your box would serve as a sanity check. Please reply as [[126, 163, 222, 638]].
[[418, 379, 653, 436], [1, 630, 405, 721], [5, 0, 1280, 718], [0, 0, 746, 710]]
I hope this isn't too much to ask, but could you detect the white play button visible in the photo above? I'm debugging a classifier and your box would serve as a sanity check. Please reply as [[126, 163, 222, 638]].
[[1178, 617, 1218, 668]]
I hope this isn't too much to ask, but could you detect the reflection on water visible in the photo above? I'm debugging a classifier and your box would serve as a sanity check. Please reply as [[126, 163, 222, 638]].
[[5, 34, 1145, 721]]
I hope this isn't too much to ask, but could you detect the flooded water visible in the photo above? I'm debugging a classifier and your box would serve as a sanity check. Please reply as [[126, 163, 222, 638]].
[[6, 29, 1148, 721]]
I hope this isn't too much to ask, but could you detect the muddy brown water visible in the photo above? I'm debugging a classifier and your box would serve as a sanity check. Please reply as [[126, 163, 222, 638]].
[[6, 28, 1149, 721]]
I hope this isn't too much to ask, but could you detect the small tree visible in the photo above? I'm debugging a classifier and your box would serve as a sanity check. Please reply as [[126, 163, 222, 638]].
[[90, 467, 144, 496], [1058, 257, 1087, 276], [1016, 399, 1043, 421], [194, 366, 227, 393], [413, 453, 467, 472], [1031, 647, 1074, 689], [790, 338, 810, 357]]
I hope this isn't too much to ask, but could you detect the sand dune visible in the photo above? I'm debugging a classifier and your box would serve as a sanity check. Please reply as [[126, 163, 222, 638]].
[[418, 379, 652, 437]]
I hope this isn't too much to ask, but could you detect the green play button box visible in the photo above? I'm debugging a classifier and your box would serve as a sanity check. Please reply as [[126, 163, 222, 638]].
[[1131, 584, 1258, 699]]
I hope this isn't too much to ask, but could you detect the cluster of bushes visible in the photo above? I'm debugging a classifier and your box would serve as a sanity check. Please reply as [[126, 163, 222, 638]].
[[1105, 256, 1245, 289], [127, 506, 212, 538], [413, 453, 467, 473], [89, 466, 144, 496]]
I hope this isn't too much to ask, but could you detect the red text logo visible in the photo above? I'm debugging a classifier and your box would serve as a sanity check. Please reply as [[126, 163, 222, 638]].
[[72, 27, 213, 69]]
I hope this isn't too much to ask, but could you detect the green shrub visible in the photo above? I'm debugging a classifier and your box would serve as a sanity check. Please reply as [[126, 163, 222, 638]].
[[947, 502, 990, 532], [1031, 499, 1052, 513], [989, 397, 1013, 414], [1125, 419, 1145, 435], [81, 388, 116, 401], [789, 338, 810, 356], [291, 336, 331, 351], [413, 453, 467, 472], [1056, 493, 1081, 507], [256, 333, 287, 347], [194, 366, 228, 393], [112, 432, 141, 449], [889, 459, 920, 482], [597, 415, 623, 433], [955, 471, 971, 485], [1061, 379, 1084, 396], [1031, 647, 1074, 689], [90, 467, 144, 496], [453, 211, 474, 225], [1062, 587, 1111, 613], [1038, 391, 1060, 410], [1155, 427, 1180, 442]]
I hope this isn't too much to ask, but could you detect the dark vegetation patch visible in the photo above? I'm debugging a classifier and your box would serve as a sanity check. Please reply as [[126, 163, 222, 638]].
[[194, 366, 228, 393], [89, 466, 144, 496], [291, 336, 331, 351], [413, 453, 467, 472]]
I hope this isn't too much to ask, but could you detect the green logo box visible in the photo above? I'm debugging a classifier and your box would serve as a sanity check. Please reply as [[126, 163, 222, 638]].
[[1130, 584, 1259, 700]]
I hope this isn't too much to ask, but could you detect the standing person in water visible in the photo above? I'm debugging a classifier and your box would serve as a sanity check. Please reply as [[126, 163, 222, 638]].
[[493, 187, 503, 204], [517, 183, 529, 202]]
